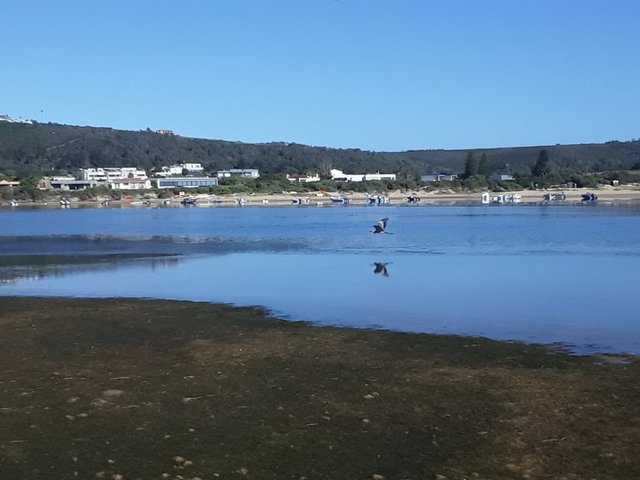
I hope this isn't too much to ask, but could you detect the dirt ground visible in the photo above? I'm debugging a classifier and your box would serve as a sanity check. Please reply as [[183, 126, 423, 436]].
[[0, 297, 639, 480]]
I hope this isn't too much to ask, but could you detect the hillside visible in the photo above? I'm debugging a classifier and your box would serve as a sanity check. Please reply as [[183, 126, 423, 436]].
[[1, 121, 639, 179]]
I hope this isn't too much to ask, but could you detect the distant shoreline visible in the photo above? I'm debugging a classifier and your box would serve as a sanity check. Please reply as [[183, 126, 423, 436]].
[[4, 184, 640, 208]]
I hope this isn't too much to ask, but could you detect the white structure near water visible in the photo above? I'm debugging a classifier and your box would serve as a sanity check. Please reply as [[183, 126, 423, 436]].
[[330, 169, 396, 182], [155, 163, 204, 177], [481, 192, 522, 204], [76, 167, 150, 190]]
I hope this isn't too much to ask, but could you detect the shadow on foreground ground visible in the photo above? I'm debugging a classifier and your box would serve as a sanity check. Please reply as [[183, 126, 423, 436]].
[[0, 297, 639, 480]]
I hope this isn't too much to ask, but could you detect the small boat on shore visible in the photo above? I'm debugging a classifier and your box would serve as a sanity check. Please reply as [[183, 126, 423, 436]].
[[481, 192, 522, 204], [180, 197, 197, 205], [330, 196, 349, 205], [581, 192, 598, 202], [366, 194, 390, 205], [542, 192, 566, 202], [291, 197, 310, 205]]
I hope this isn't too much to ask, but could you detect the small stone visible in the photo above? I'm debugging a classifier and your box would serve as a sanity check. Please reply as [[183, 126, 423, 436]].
[[373, 475, 384, 480], [102, 389, 124, 397], [173, 456, 185, 464], [435, 475, 448, 480]]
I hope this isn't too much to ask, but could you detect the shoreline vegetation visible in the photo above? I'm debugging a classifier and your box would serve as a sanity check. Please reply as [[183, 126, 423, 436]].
[[0, 297, 639, 479], [3, 183, 640, 208]]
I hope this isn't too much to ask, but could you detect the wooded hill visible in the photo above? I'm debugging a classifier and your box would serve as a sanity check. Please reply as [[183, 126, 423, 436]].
[[1, 121, 639, 180]]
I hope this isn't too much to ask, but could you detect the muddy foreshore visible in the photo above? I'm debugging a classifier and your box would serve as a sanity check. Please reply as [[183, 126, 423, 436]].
[[0, 296, 638, 480]]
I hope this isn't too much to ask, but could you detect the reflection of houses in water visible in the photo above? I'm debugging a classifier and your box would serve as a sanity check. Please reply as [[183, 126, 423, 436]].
[[481, 192, 522, 204], [0, 255, 182, 284]]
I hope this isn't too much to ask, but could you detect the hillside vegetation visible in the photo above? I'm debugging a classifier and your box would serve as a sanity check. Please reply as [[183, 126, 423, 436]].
[[1, 121, 640, 188]]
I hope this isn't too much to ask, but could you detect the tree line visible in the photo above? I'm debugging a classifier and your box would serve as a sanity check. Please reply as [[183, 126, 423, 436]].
[[1, 122, 640, 192]]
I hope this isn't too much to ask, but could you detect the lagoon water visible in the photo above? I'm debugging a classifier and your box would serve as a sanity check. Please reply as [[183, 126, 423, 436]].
[[1, 202, 640, 355]]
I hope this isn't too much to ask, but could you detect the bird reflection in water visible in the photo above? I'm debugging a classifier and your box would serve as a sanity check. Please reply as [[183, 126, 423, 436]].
[[372, 262, 390, 277]]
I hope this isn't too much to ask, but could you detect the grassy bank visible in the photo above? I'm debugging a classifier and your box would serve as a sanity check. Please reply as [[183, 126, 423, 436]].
[[0, 297, 638, 480]]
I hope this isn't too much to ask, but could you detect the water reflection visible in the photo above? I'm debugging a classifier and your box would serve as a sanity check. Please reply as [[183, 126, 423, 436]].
[[0, 255, 181, 284], [372, 262, 390, 277], [2, 205, 640, 355]]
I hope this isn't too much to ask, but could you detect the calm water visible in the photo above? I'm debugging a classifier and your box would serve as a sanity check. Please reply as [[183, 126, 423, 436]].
[[1, 203, 639, 354]]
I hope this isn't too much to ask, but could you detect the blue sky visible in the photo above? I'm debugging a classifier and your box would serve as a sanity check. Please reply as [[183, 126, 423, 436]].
[[2, 0, 639, 151]]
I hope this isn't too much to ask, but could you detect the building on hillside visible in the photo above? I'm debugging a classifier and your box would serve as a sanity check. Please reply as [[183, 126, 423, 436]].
[[155, 177, 219, 189], [217, 169, 260, 179], [77, 167, 148, 182], [155, 163, 204, 177], [286, 173, 320, 183], [156, 129, 175, 135], [38, 176, 99, 191], [421, 174, 458, 182], [489, 174, 515, 181], [0, 179, 21, 188], [330, 169, 396, 182], [0, 114, 32, 124], [110, 178, 152, 190]]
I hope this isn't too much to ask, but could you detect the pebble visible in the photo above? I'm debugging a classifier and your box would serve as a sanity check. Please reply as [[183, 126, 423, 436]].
[[102, 389, 124, 397]]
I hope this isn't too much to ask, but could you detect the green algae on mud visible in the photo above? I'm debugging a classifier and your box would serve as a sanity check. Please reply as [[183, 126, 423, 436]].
[[0, 297, 639, 480]]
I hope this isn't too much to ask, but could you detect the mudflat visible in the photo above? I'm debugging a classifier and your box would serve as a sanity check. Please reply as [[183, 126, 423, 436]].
[[0, 297, 638, 480]]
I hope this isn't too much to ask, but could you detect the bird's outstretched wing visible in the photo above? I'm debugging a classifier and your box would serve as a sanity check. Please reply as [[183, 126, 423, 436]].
[[378, 217, 389, 230]]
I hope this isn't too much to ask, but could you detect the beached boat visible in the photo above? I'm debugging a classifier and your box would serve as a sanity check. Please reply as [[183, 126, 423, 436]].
[[481, 192, 522, 204], [291, 197, 310, 205], [581, 192, 598, 202], [60, 198, 70, 207], [10, 199, 18, 207], [180, 197, 197, 205], [330, 196, 349, 205], [406, 195, 420, 204], [542, 192, 566, 202], [235, 197, 246, 206], [366, 194, 390, 205]]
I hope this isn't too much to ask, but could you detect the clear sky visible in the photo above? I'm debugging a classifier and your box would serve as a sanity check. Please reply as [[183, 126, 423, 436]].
[[2, 0, 639, 151]]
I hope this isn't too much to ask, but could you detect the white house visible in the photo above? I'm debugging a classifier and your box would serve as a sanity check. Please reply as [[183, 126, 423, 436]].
[[156, 163, 204, 177], [330, 169, 396, 182], [421, 174, 458, 182], [217, 169, 260, 179], [286, 173, 320, 183], [109, 178, 152, 190], [77, 167, 148, 182]]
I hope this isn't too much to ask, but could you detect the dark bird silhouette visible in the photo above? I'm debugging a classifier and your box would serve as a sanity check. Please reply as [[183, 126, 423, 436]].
[[372, 217, 393, 234], [373, 262, 390, 277]]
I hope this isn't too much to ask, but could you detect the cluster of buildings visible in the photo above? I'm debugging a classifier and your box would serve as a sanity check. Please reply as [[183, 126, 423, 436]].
[[35, 164, 404, 192], [37, 164, 264, 192]]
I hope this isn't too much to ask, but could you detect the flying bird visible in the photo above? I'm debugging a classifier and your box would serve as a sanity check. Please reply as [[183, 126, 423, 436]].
[[372, 217, 392, 234], [373, 262, 390, 277]]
